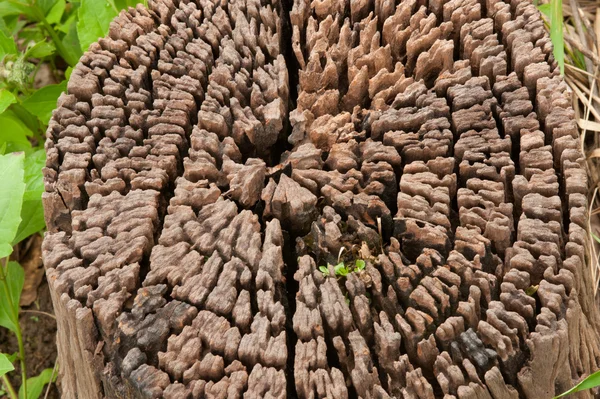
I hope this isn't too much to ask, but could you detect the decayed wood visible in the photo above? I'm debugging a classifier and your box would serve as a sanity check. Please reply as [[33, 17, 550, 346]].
[[41, 0, 600, 397]]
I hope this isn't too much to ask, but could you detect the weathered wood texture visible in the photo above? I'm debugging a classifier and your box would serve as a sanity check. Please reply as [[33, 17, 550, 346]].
[[42, 0, 600, 397]]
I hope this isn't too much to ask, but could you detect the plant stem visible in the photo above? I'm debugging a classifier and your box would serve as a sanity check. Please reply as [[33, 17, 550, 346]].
[[1, 374, 18, 399], [40, 19, 77, 66], [15, 325, 26, 399], [29, 4, 78, 66], [0, 258, 27, 399], [43, 361, 58, 399]]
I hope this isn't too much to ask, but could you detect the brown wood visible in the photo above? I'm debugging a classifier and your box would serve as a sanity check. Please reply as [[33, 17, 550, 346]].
[[42, 0, 600, 397]]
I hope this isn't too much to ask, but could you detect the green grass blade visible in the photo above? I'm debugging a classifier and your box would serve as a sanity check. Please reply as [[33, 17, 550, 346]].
[[554, 370, 600, 398], [550, 0, 564, 74]]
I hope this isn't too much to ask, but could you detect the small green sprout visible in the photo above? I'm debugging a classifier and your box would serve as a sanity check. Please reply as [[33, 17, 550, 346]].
[[319, 259, 367, 278], [525, 285, 539, 296], [334, 262, 348, 277], [355, 259, 366, 271]]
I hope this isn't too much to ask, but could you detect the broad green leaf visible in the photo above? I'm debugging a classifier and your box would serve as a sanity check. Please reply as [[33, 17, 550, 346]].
[[0, 30, 16, 59], [550, 0, 564, 74], [0, 89, 16, 114], [319, 266, 329, 276], [22, 149, 45, 202], [13, 150, 46, 244], [4, 353, 17, 363], [61, 19, 82, 66], [19, 367, 57, 399], [0, 353, 14, 378], [21, 81, 67, 125], [8, 105, 41, 139], [65, 67, 73, 80], [46, 0, 66, 24], [13, 201, 45, 245], [26, 41, 56, 59], [0, 110, 33, 153], [0, 261, 25, 333], [0, 1, 30, 18], [554, 370, 600, 398], [0, 152, 25, 259], [77, 0, 118, 52]]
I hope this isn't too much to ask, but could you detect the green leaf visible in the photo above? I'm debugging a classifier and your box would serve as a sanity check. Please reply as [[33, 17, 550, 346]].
[[13, 150, 46, 244], [77, 0, 118, 52], [21, 81, 67, 125], [525, 285, 539, 296], [334, 262, 348, 277], [0, 353, 14, 378], [554, 370, 600, 398], [0, 152, 25, 259], [61, 18, 82, 66], [592, 232, 600, 244], [8, 105, 41, 139], [25, 41, 56, 59], [56, 10, 77, 33], [0, 110, 33, 153], [0, 1, 30, 18], [7, 18, 27, 37], [112, 0, 147, 10], [13, 202, 45, 245], [355, 259, 366, 271], [19, 26, 46, 45], [22, 149, 45, 202], [5, 353, 17, 363], [549, 0, 564, 75], [0, 17, 9, 37], [0, 89, 16, 114], [0, 261, 25, 333], [0, 30, 16, 59], [319, 266, 329, 276], [46, 0, 66, 24], [19, 367, 57, 399], [36, 0, 55, 15], [537, 3, 551, 18]]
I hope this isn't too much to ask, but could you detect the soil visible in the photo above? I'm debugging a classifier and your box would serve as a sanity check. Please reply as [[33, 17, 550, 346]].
[[0, 236, 59, 399]]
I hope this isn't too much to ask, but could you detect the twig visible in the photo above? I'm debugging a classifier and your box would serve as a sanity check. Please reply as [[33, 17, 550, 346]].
[[43, 360, 58, 399], [566, 76, 600, 120], [566, 62, 598, 78], [590, 187, 600, 293], [570, 0, 596, 86], [21, 310, 56, 320], [565, 33, 600, 65]]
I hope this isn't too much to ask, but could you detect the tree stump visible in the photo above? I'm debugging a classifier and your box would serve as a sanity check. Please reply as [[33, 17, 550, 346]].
[[41, 0, 600, 397]]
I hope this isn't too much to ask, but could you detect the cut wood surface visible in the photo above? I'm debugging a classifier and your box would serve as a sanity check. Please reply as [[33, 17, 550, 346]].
[[41, 0, 600, 397]]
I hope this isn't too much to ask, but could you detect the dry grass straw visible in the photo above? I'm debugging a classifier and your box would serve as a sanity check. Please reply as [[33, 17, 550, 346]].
[[552, 0, 600, 294]]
